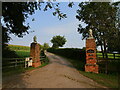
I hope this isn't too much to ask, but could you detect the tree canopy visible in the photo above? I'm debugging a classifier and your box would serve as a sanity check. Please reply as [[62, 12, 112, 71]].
[[76, 2, 120, 55], [51, 35, 67, 48], [2, 1, 67, 44], [43, 43, 50, 50]]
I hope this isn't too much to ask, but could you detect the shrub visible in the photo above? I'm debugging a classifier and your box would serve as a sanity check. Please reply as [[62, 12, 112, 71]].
[[47, 48, 86, 61]]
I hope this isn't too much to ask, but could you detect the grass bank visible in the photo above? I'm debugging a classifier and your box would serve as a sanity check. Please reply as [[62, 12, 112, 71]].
[[62, 57, 119, 88], [79, 71, 118, 88]]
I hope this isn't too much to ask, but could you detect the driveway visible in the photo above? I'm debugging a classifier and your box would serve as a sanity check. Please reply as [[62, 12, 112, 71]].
[[3, 52, 106, 88]]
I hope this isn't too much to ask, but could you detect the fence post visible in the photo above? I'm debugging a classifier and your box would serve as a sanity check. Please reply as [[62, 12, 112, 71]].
[[15, 59, 17, 68], [113, 53, 115, 60], [25, 58, 26, 68]]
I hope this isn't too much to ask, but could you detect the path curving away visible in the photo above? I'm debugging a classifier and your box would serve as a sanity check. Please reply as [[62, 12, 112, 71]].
[[3, 52, 106, 88]]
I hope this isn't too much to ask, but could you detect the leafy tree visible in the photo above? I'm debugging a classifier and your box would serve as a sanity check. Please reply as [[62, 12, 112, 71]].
[[2, 1, 68, 57], [51, 35, 67, 48], [2, 1, 67, 45], [76, 2, 119, 58], [107, 2, 120, 52], [43, 43, 50, 50]]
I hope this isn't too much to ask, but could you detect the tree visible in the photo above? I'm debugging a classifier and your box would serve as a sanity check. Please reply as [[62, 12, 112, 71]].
[[43, 43, 50, 50], [2, 1, 68, 57], [107, 2, 120, 52], [76, 2, 119, 58], [51, 35, 67, 48], [2, 1, 67, 45], [76, 2, 120, 74]]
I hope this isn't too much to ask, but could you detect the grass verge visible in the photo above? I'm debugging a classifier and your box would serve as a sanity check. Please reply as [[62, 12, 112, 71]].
[[56, 54, 118, 88], [79, 71, 118, 88]]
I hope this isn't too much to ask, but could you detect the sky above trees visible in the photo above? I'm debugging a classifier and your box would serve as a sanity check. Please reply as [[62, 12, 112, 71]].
[[8, 1, 119, 50], [9, 2, 86, 48]]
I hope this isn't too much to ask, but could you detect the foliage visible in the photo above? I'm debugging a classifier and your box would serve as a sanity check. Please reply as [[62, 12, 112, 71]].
[[43, 43, 50, 50], [47, 48, 86, 61], [2, 2, 67, 44], [76, 2, 120, 57], [2, 44, 19, 58], [51, 35, 67, 48], [76, 2, 119, 39]]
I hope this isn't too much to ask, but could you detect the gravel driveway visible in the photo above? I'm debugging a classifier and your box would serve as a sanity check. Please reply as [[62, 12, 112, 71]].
[[3, 52, 106, 88]]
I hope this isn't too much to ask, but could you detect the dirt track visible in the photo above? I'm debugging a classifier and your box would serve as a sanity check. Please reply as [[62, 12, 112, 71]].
[[3, 52, 106, 88]]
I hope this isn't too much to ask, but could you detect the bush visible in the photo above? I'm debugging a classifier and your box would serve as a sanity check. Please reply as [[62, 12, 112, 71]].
[[47, 48, 86, 61]]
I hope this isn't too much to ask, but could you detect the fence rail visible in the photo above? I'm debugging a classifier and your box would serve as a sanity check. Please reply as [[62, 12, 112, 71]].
[[97, 53, 120, 60], [96, 53, 120, 73], [2, 56, 47, 70]]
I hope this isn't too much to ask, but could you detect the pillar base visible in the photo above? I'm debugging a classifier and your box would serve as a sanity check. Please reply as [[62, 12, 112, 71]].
[[85, 64, 99, 73], [32, 62, 41, 68]]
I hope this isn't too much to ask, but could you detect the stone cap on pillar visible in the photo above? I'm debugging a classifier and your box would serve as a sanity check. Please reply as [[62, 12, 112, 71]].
[[33, 36, 37, 43], [88, 29, 94, 39]]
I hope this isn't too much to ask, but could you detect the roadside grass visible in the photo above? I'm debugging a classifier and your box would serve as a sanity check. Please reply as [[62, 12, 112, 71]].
[[67, 58, 119, 88], [47, 49, 119, 88], [52, 53, 119, 88], [79, 71, 118, 88]]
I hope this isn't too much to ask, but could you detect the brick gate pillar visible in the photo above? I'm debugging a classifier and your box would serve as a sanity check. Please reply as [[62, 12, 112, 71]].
[[30, 36, 41, 67], [85, 29, 99, 73]]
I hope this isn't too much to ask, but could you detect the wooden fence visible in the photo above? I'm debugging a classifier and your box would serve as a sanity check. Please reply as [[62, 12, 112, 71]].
[[97, 53, 120, 60], [3, 58, 26, 70], [2, 56, 47, 70], [96, 53, 120, 73]]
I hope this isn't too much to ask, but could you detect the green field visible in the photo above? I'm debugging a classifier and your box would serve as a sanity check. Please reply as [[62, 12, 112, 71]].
[[15, 50, 30, 58], [97, 53, 120, 59], [8, 44, 30, 51], [7, 44, 30, 58]]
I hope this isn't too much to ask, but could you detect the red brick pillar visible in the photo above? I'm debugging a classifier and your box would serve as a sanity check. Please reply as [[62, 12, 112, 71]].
[[30, 42, 41, 67], [85, 38, 99, 73]]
